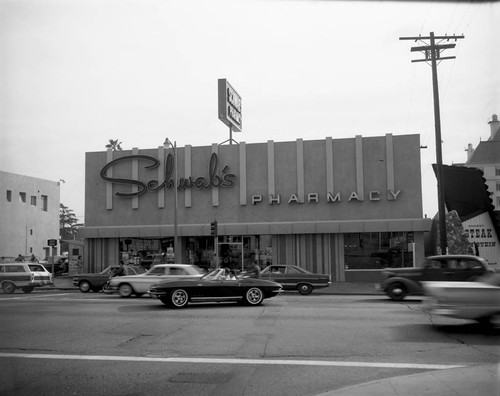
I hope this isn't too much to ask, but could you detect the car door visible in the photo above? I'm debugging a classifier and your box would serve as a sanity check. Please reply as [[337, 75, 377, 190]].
[[133, 266, 166, 293], [422, 259, 454, 281]]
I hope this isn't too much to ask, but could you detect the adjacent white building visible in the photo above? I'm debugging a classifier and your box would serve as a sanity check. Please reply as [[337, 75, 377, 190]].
[[464, 114, 500, 210], [0, 171, 60, 259]]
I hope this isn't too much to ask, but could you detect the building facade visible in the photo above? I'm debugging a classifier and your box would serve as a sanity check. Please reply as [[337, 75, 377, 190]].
[[0, 171, 60, 259], [465, 114, 500, 210], [82, 134, 432, 282]]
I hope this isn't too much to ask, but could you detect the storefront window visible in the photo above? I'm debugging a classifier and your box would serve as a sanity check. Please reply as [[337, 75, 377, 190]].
[[118, 235, 274, 271], [344, 232, 412, 270]]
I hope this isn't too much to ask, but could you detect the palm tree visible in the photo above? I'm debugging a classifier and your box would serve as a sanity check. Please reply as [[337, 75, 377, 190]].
[[105, 139, 123, 151]]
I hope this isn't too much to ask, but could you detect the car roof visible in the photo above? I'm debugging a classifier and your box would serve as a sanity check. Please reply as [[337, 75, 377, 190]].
[[426, 255, 485, 260]]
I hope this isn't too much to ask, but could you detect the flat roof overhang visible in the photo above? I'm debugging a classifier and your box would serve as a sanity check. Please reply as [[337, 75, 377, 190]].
[[81, 218, 432, 238]]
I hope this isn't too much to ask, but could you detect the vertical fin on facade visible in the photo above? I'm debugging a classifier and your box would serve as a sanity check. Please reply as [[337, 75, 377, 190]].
[[185, 145, 192, 208], [212, 144, 219, 206], [296, 139, 305, 203], [267, 140, 275, 200], [355, 135, 364, 201], [240, 142, 247, 205], [385, 134, 396, 200], [106, 149, 113, 210], [132, 147, 139, 210], [326, 137, 334, 197], [157, 146, 165, 208]]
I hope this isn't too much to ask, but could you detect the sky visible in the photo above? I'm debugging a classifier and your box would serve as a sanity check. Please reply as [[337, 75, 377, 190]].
[[1, 0, 499, 223]]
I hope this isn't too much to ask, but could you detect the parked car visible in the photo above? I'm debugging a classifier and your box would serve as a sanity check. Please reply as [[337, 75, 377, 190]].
[[149, 267, 283, 308], [73, 265, 146, 293], [378, 254, 493, 301], [0, 257, 17, 264], [259, 265, 332, 295], [0, 262, 53, 294], [423, 273, 500, 326], [39, 256, 68, 275], [109, 264, 205, 297]]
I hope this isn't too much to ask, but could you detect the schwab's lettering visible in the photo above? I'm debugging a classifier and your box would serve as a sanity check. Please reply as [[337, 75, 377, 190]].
[[100, 153, 236, 198]]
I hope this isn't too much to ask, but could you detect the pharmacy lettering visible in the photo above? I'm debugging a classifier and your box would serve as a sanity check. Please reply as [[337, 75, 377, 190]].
[[100, 153, 237, 198]]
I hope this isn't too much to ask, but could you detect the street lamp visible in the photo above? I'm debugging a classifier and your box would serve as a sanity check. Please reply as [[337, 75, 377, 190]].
[[163, 138, 179, 263]]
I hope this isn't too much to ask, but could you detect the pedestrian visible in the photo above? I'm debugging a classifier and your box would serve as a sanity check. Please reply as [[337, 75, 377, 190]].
[[29, 254, 38, 262], [15, 254, 23, 262], [76, 255, 83, 274], [246, 261, 261, 278]]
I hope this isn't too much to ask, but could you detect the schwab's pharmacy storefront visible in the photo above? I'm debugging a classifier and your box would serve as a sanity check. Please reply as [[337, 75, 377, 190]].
[[82, 134, 431, 282]]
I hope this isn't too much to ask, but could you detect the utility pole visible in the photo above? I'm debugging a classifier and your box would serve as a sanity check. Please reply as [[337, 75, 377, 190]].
[[400, 32, 464, 255]]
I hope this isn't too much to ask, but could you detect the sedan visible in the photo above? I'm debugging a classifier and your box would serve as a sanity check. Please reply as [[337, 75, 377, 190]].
[[423, 273, 500, 326], [149, 267, 282, 308], [73, 265, 145, 293], [109, 264, 204, 297], [260, 265, 331, 295]]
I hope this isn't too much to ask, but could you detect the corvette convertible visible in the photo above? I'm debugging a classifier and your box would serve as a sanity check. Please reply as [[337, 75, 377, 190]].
[[148, 268, 283, 308]]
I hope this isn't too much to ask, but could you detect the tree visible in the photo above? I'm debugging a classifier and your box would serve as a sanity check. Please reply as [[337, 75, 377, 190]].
[[60, 204, 84, 241], [105, 139, 123, 151]]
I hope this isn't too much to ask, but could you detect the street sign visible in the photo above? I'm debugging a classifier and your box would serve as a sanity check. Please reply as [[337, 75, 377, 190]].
[[47, 239, 58, 247]]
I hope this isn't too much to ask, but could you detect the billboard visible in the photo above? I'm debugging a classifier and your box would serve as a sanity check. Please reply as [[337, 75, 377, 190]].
[[218, 79, 242, 132]]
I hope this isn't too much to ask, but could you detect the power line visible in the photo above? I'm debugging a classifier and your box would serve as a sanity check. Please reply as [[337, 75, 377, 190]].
[[400, 32, 465, 255]]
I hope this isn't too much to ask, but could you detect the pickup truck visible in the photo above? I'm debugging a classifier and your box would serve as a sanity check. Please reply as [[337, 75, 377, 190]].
[[378, 254, 493, 301]]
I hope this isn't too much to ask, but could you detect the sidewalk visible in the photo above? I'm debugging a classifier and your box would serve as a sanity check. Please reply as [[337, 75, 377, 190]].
[[324, 363, 499, 396]]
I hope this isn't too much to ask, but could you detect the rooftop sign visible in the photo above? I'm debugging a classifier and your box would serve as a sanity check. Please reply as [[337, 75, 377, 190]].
[[218, 79, 242, 132]]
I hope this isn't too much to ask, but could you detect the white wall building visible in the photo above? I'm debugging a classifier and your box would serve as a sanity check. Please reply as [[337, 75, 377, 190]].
[[0, 171, 60, 259], [465, 114, 500, 210]]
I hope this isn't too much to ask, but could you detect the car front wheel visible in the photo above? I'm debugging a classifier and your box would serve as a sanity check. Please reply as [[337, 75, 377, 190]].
[[244, 287, 264, 305], [22, 286, 34, 293], [2, 281, 16, 294], [79, 281, 91, 293], [297, 283, 313, 295], [387, 283, 407, 301], [118, 284, 133, 298], [170, 289, 189, 308]]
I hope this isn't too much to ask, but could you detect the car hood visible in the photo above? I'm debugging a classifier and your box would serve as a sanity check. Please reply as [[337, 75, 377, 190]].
[[73, 273, 106, 277]]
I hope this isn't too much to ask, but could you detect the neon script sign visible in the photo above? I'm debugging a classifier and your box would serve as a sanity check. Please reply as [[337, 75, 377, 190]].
[[100, 153, 237, 198]]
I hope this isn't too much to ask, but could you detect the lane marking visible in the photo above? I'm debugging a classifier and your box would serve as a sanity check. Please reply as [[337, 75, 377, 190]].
[[0, 353, 466, 370], [0, 293, 71, 300]]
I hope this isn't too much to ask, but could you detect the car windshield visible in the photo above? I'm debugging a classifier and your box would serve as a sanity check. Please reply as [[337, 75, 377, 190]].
[[28, 264, 46, 272], [202, 268, 226, 280], [129, 266, 146, 274]]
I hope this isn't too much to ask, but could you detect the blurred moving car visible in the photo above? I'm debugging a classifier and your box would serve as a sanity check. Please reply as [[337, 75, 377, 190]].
[[149, 267, 282, 308], [73, 265, 145, 293], [378, 255, 493, 301], [260, 265, 331, 295], [423, 273, 500, 326], [109, 264, 204, 297], [0, 262, 53, 294]]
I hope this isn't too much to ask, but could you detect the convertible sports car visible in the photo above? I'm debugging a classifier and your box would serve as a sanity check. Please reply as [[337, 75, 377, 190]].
[[149, 268, 283, 308], [423, 273, 500, 326], [260, 265, 331, 295]]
